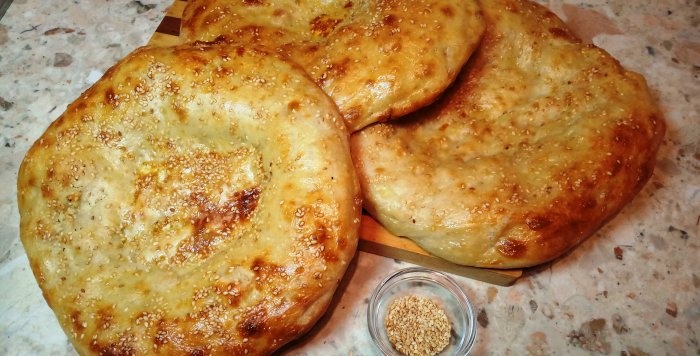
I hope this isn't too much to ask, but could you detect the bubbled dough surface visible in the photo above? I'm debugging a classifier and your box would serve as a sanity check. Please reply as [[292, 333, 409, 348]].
[[351, 0, 665, 269], [17, 43, 361, 355], [180, 0, 485, 132]]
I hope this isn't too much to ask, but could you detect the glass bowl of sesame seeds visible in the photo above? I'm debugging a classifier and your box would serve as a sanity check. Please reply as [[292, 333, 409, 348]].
[[367, 267, 477, 356]]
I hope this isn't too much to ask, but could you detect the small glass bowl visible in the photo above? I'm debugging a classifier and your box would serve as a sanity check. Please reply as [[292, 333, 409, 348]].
[[367, 267, 477, 356]]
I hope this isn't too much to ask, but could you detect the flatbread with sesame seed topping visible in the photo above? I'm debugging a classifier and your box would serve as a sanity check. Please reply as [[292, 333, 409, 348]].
[[350, 0, 665, 268], [17, 42, 361, 355], [179, 0, 485, 132]]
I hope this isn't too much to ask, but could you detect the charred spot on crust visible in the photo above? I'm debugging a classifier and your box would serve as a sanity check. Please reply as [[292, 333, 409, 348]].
[[174, 105, 188, 124], [383, 14, 398, 27], [40, 184, 53, 199], [320, 57, 351, 84], [548, 27, 577, 41], [613, 125, 633, 147], [96, 129, 123, 146], [175, 187, 261, 261], [238, 306, 267, 337], [441, 6, 454, 17], [74, 101, 88, 113], [96, 308, 115, 330], [192, 187, 260, 235], [215, 282, 243, 307], [609, 157, 624, 176], [177, 219, 215, 260], [153, 324, 180, 348], [250, 257, 285, 280], [325, 236, 347, 263], [420, 61, 435, 77], [525, 214, 551, 231], [182, 52, 211, 68], [579, 197, 597, 210], [599, 124, 638, 178], [71, 310, 85, 332], [235, 188, 261, 218], [242, 0, 263, 6], [310, 14, 341, 37], [303, 44, 320, 54], [287, 100, 301, 111], [105, 87, 120, 108], [496, 238, 527, 258], [190, 5, 207, 20]]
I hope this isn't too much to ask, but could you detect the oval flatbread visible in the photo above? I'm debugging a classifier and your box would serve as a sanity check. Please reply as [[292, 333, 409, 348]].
[[180, 0, 485, 132], [18, 42, 361, 355], [350, 0, 665, 268]]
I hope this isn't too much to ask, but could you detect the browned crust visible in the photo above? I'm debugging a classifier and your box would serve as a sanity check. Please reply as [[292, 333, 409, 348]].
[[18, 42, 361, 355], [180, 0, 485, 132], [350, 0, 665, 268]]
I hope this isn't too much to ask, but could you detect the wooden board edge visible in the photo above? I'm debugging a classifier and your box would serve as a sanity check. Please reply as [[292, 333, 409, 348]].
[[148, 32, 182, 47], [358, 239, 521, 287], [358, 216, 522, 286], [147, 0, 185, 46]]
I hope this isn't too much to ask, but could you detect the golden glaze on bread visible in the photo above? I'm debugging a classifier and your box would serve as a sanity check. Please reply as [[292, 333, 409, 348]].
[[180, 0, 485, 132], [351, 0, 665, 268], [18, 43, 361, 355]]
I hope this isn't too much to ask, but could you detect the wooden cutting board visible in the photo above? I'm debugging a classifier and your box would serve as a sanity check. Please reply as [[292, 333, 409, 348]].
[[146, 0, 522, 286]]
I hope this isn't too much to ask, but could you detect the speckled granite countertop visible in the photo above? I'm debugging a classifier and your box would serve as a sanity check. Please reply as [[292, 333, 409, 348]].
[[0, 0, 698, 355]]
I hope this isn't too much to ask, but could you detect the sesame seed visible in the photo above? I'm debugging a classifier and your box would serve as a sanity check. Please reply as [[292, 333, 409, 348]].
[[385, 295, 451, 356]]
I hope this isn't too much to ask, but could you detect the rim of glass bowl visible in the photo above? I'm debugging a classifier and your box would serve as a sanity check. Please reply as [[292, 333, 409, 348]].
[[367, 267, 477, 356]]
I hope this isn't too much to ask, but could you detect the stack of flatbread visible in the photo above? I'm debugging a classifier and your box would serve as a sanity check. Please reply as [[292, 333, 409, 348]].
[[17, 0, 664, 354]]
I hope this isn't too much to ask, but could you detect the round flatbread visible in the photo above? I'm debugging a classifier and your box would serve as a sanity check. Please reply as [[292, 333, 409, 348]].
[[18, 42, 361, 355], [180, 0, 485, 132], [350, 0, 665, 268]]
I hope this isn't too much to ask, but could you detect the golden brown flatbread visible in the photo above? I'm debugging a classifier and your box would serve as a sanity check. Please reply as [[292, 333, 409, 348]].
[[180, 0, 485, 132], [350, 0, 665, 268], [18, 42, 361, 355]]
